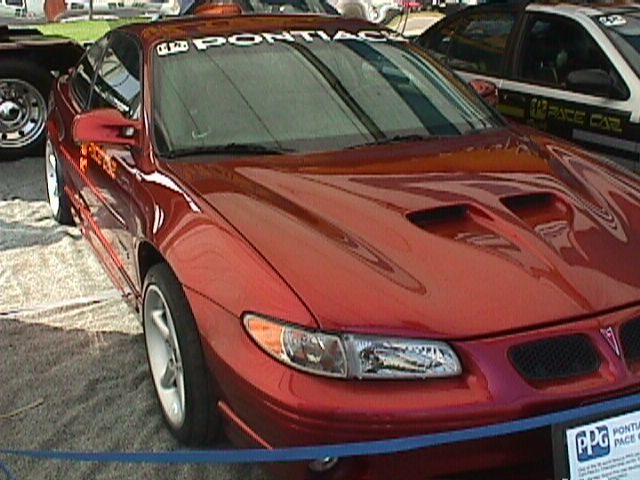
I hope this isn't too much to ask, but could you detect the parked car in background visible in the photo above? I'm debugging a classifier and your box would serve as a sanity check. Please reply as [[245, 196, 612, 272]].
[[330, 0, 401, 23], [0, 24, 83, 160], [384, 9, 443, 37], [0, 0, 28, 18], [1, 0, 169, 162], [184, 0, 398, 23], [47, 10, 640, 480], [415, 1, 640, 171], [61, 0, 181, 19], [0, 0, 180, 21], [181, 0, 339, 15]]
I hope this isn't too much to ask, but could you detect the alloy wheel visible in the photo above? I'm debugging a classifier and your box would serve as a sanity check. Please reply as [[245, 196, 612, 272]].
[[144, 284, 187, 429], [45, 139, 60, 217]]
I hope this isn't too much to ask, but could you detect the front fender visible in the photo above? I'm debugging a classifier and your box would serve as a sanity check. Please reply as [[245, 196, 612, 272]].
[[136, 168, 317, 330]]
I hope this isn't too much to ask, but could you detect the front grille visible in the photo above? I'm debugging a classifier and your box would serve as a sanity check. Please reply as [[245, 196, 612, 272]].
[[621, 318, 640, 364], [509, 335, 600, 381]]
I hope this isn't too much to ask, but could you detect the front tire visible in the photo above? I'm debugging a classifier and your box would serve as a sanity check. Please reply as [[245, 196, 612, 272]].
[[45, 137, 73, 225], [0, 59, 51, 161], [143, 263, 220, 445]]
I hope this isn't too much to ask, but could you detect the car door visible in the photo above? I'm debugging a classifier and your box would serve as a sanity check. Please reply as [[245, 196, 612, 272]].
[[416, 7, 519, 90], [61, 36, 109, 207], [83, 32, 142, 294], [501, 11, 638, 169]]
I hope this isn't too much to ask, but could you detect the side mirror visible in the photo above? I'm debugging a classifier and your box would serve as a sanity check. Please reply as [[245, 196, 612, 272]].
[[469, 79, 498, 107], [566, 69, 616, 98], [72, 108, 141, 148]]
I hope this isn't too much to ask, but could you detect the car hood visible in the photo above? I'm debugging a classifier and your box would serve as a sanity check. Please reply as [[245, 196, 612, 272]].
[[167, 129, 640, 339]]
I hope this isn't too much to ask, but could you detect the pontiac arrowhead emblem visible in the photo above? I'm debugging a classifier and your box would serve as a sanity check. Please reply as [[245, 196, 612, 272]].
[[600, 327, 621, 357]]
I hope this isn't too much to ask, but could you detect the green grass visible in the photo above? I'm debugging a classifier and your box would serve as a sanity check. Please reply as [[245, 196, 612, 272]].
[[37, 18, 145, 43]]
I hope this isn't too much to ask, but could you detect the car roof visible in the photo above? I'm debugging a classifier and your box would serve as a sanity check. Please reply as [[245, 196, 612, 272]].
[[119, 13, 377, 46], [525, 1, 640, 17], [451, 0, 640, 18]]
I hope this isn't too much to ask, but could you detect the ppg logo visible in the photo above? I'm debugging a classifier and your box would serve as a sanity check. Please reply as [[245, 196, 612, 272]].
[[576, 426, 610, 462]]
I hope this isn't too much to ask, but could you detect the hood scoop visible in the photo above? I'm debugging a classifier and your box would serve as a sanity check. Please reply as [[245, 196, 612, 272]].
[[501, 192, 555, 214], [501, 192, 566, 223], [407, 191, 571, 262], [501, 192, 571, 240], [407, 204, 472, 230], [407, 204, 497, 244]]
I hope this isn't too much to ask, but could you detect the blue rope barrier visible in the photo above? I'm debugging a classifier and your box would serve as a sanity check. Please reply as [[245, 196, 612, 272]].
[[1, 392, 639, 469]]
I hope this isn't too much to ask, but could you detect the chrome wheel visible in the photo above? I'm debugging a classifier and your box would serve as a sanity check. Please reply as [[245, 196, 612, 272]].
[[45, 139, 60, 217], [0, 79, 47, 150], [144, 284, 186, 429]]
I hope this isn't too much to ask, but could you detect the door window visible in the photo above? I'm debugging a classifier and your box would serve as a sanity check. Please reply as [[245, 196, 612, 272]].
[[89, 34, 142, 119], [519, 15, 627, 99], [419, 16, 462, 63], [70, 37, 109, 109], [448, 13, 515, 75], [422, 12, 515, 76]]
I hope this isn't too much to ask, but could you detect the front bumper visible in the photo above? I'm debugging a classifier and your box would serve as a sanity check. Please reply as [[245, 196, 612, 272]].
[[186, 287, 640, 479]]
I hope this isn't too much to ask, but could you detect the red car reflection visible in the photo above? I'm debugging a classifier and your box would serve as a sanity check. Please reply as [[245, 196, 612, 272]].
[[46, 12, 640, 480]]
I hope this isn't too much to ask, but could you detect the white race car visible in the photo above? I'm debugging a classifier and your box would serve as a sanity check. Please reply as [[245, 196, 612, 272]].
[[416, 2, 640, 171]]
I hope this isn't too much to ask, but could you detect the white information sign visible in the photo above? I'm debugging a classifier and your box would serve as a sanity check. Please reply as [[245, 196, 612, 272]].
[[566, 409, 640, 480]]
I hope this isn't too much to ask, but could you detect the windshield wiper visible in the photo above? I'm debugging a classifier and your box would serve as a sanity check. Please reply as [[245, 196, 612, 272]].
[[347, 134, 433, 150], [166, 143, 294, 159]]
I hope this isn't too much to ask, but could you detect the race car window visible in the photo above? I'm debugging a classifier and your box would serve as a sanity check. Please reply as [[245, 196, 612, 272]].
[[445, 12, 515, 76], [152, 33, 501, 157], [89, 33, 141, 119], [518, 15, 628, 100], [70, 36, 109, 110], [415, 15, 462, 63], [597, 12, 640, 80], [417, 11, 516, 76]]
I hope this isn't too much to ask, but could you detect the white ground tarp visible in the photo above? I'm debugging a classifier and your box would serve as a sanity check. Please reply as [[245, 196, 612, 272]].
[[0, 156, 269, 480]]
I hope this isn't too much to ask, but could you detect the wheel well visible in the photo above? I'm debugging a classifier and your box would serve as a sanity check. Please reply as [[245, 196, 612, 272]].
[[138, 241, 165, 286]]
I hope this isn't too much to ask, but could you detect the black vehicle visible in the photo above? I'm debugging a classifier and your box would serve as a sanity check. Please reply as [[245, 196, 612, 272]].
[[1, 25, 83, 160], [415, 1, 640, 171]]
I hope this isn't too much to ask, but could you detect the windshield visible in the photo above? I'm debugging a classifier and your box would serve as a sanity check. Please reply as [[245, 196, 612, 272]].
[[152, 29, 502, 158], [595, 12, 640, 78]]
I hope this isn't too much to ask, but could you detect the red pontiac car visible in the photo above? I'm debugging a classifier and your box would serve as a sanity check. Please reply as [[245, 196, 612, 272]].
[[45, 10, 640, 480]]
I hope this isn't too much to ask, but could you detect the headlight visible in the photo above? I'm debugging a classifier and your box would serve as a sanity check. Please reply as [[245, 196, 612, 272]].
[[243, 314, 462, 379], [243, 314, 347, 378], [342, 334, 462, 379]]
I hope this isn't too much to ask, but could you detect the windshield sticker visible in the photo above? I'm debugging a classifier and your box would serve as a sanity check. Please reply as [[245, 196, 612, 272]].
[[192, 30, 404, 49], [598, 15, 627, 27], [156, 30, 405, 55], [157, 40, 190, 56]]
